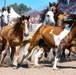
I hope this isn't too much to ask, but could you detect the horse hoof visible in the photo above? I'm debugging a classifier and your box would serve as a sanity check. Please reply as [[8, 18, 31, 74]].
[[53, 66, 58, 70], [34, 64, 44, 68], [13, 65, 18, 69], [66, 57, 70, 61], [40, 64, 45, 67]]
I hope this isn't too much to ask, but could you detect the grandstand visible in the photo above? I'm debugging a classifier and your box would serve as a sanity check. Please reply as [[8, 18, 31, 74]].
[[58, 0, 76, 14]]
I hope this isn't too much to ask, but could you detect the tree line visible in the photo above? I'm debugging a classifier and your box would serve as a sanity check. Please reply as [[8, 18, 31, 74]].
[[4, 3, 32, 15]]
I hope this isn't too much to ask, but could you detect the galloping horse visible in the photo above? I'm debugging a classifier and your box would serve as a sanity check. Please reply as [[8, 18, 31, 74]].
[[0, 15, 30, 68]]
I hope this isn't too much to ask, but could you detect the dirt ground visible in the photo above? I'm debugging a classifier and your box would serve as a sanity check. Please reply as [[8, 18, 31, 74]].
[[0, 61, 76, 75], [0, 31, 76, 75], [0, 45, 76, 75]]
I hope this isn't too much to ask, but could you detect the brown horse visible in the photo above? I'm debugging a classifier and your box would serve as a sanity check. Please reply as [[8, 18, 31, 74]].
[[22, 13, 76, 70], [61, 14, 76, 60], [49, 2, 59, 14], [0, 15, 30, 68]]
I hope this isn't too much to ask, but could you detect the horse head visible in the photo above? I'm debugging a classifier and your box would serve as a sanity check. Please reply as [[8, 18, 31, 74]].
[[1, 7, 21, 28], [63, 14, 76, 27], [1, 7, 9, 26], [40, 3, 59, 26], [57, 11, 67, 26], [43, 7, 55, 25], [49, 2, 59, 14], [44, 2, 59, 25], [20, 15, 30, 36], [12, 15, 30, 37]]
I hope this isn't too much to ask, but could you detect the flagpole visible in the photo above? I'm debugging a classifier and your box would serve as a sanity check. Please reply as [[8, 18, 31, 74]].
[[4, 0, 6, 8]]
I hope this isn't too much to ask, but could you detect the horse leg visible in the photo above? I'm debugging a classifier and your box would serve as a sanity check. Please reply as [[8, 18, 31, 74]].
[[0, 43, 3, 54], [60, 49, 66, 61], [52, 48, 56, 57], [66, 46, 76, 60], [66, 51, 70, 60], [0, 36, 3, 54], [21, 38, 42, 64], [0, 44, 9, 64], [34, 47, 44, 67], [53, 46, 62, 70], [19, 46, 39, 66], [10, 47, 15, 64], [13, 46, 20, 68]]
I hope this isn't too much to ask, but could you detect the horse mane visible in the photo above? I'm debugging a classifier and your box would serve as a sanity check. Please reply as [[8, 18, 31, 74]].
[[39, 7, 49, 23], [55, 9, 64, 24], [63, 14, 76, 23], [62, 14, 76, 28], [67, 14, 76, 20]]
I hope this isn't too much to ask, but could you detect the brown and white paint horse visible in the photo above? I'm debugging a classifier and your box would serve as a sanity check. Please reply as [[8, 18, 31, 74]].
[[39, 3, 66, 58]]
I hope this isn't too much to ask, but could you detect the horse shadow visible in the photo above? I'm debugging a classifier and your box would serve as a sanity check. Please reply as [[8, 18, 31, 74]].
[[0, 51, 76, 69], [16, 52, 76, 69]]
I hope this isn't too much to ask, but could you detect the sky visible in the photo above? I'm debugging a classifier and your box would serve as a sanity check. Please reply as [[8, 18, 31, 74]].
[[0, 0, 57, 10]]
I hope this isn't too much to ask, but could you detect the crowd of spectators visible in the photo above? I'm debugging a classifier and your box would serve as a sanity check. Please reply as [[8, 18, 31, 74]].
[[58, 1, 76, 14]]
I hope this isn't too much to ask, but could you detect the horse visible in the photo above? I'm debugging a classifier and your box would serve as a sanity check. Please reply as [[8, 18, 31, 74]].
[[60, 14, 76, 60], [37, 3, 65, 58], [0, 7, 9, 28], [0, 15, 30, 68], [40, 2, 59, 26], [39, 3, 69, 60], [22, 3, 60, 61], [37, 2, 63, 58], [0, 7, 20, 28]]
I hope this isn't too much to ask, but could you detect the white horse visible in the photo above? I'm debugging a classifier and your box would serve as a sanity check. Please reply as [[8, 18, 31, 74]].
[[0, 7, 21, 28], [1, 7, 9, 28], [43, 8, 55, 25]]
